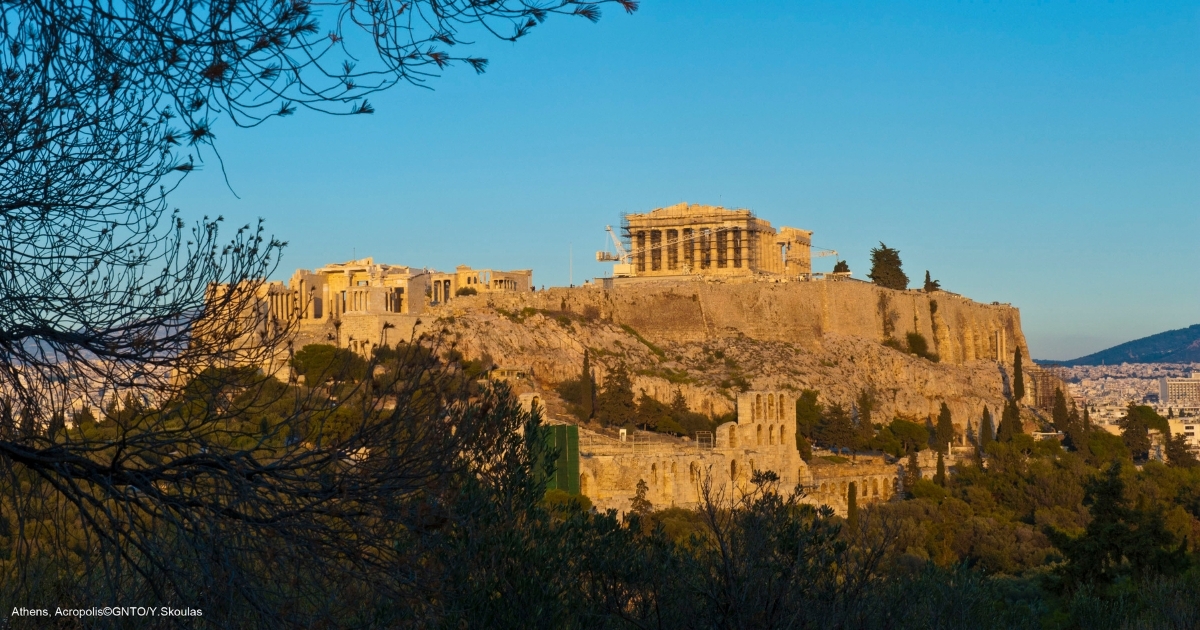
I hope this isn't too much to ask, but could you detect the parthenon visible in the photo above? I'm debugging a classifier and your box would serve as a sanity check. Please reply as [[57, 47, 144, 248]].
[[612, 203, 814, 279]]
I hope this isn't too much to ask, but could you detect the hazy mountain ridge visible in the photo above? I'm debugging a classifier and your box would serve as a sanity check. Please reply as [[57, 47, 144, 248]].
[[1052, 324, 1200, 366]]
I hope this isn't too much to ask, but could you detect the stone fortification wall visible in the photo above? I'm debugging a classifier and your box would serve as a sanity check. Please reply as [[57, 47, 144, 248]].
[[270, 279, 1031, 437], [468, 279, 1026, 367]]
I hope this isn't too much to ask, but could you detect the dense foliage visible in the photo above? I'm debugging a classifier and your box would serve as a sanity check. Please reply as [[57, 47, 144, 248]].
[[5, 344, 1200, 628]]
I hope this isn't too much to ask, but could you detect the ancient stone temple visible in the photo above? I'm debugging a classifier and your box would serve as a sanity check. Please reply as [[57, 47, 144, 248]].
[[285, 258, 430, 321], [614, 203, 813, 279], [429, 265, 533, 304], [247, 258, 533, 360]]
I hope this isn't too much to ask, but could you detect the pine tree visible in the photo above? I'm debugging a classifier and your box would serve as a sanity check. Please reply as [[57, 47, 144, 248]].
[[596, 364, 636, 427], [795, 389, 822, 439], [935, 450, 946, 486], [935, 402, 955, 452], [1013, 347, 1025, 401], [1118, 403, 1151, 461], [833, 259, 850, 273], [854, 390, 877, 450], [1166, 433, 1199, 468], [1083, 406, 1091, 431], [669, 389, 688, 417], [847, 481, 859, 529], [867, 242, 909, 290], [923, 270, 941, 292], [581, 349, 594, 419], [980, 406, 994, 449], [815, 403, 855, 451]]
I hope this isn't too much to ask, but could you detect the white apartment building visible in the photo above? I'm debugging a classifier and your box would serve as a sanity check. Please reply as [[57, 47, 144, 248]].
[[1160, 374, 1200, 411]]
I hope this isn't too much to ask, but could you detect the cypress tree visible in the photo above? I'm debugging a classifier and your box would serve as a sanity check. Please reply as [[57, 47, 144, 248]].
[[847, 481, 859, 529], [1052, 388, 1070, 432], [923, 270, 941, 292], [1013, 347, 1025, 401], [998, 399, 1022, 442], [1083, 406, 1091, 431], [935, 450, 946, 486], [935, 402, 955, 452], [904, 450, 921, 497], [580, 349, 594, 419], [854, 390, 877, 450], [980, 406, 994, 448]]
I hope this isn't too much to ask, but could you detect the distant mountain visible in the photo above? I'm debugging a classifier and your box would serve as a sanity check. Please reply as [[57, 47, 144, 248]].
[[1053, 324, 1200, 366]]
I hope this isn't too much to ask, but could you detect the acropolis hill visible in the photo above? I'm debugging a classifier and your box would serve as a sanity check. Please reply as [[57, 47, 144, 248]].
[[248, 202, 1047, 426], [247, 203, 1053, 512]]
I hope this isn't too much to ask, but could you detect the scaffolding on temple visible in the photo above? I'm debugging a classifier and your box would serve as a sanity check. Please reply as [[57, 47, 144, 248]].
[[616, 207, 774, 275]]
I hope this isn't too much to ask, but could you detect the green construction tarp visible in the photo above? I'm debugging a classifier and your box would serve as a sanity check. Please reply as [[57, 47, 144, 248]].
[[543, 425, 580, 495]]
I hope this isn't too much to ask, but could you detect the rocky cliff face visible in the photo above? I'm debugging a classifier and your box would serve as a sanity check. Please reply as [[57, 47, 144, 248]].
[[415, 279, 1026, 434]]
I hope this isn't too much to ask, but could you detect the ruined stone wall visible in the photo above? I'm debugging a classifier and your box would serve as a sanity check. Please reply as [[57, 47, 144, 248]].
[[578, 428, 899, 517], [807, 458, 902, 515]]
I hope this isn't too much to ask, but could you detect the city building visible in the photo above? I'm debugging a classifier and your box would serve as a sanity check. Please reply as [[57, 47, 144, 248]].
[[1160, 374, 1200, 411]]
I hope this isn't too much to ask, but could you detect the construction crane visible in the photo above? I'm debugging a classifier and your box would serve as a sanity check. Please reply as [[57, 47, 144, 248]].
[[595, 226, 633, 277], [812, 246, 838, 258]]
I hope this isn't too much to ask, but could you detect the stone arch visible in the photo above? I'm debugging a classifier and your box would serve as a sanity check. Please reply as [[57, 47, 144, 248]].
[[580, 473, 590, 497], [769, 425, 776, 446], [729, 426, 738, 448], [755, 394, 762, 420], [779, 424, 787, 446], [768, 394, 775, 420], [730, 460, 738, 481], [530, 396, 540, 412], [871, 479, 878, 497], [650, 463, 658, 486], [756, 424, 763, 446], [892, 477, 900, 494]]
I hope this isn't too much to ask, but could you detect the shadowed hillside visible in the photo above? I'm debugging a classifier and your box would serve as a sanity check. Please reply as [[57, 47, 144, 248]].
[[1058, 324, 1200, 365]]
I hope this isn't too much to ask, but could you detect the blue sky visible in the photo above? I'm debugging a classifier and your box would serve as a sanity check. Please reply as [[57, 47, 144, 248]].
[[170, 1, 1199, 361]]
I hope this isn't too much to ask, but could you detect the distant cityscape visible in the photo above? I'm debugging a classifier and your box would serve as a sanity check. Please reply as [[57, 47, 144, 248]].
[[1054, 362, 1200, 423]]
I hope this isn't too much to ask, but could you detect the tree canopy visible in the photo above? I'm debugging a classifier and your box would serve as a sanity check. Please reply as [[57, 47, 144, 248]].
[[868, 242, 909, 290]]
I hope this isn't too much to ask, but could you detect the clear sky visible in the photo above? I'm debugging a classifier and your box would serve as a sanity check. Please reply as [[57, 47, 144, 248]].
[[170, 1, 1199, 361]]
